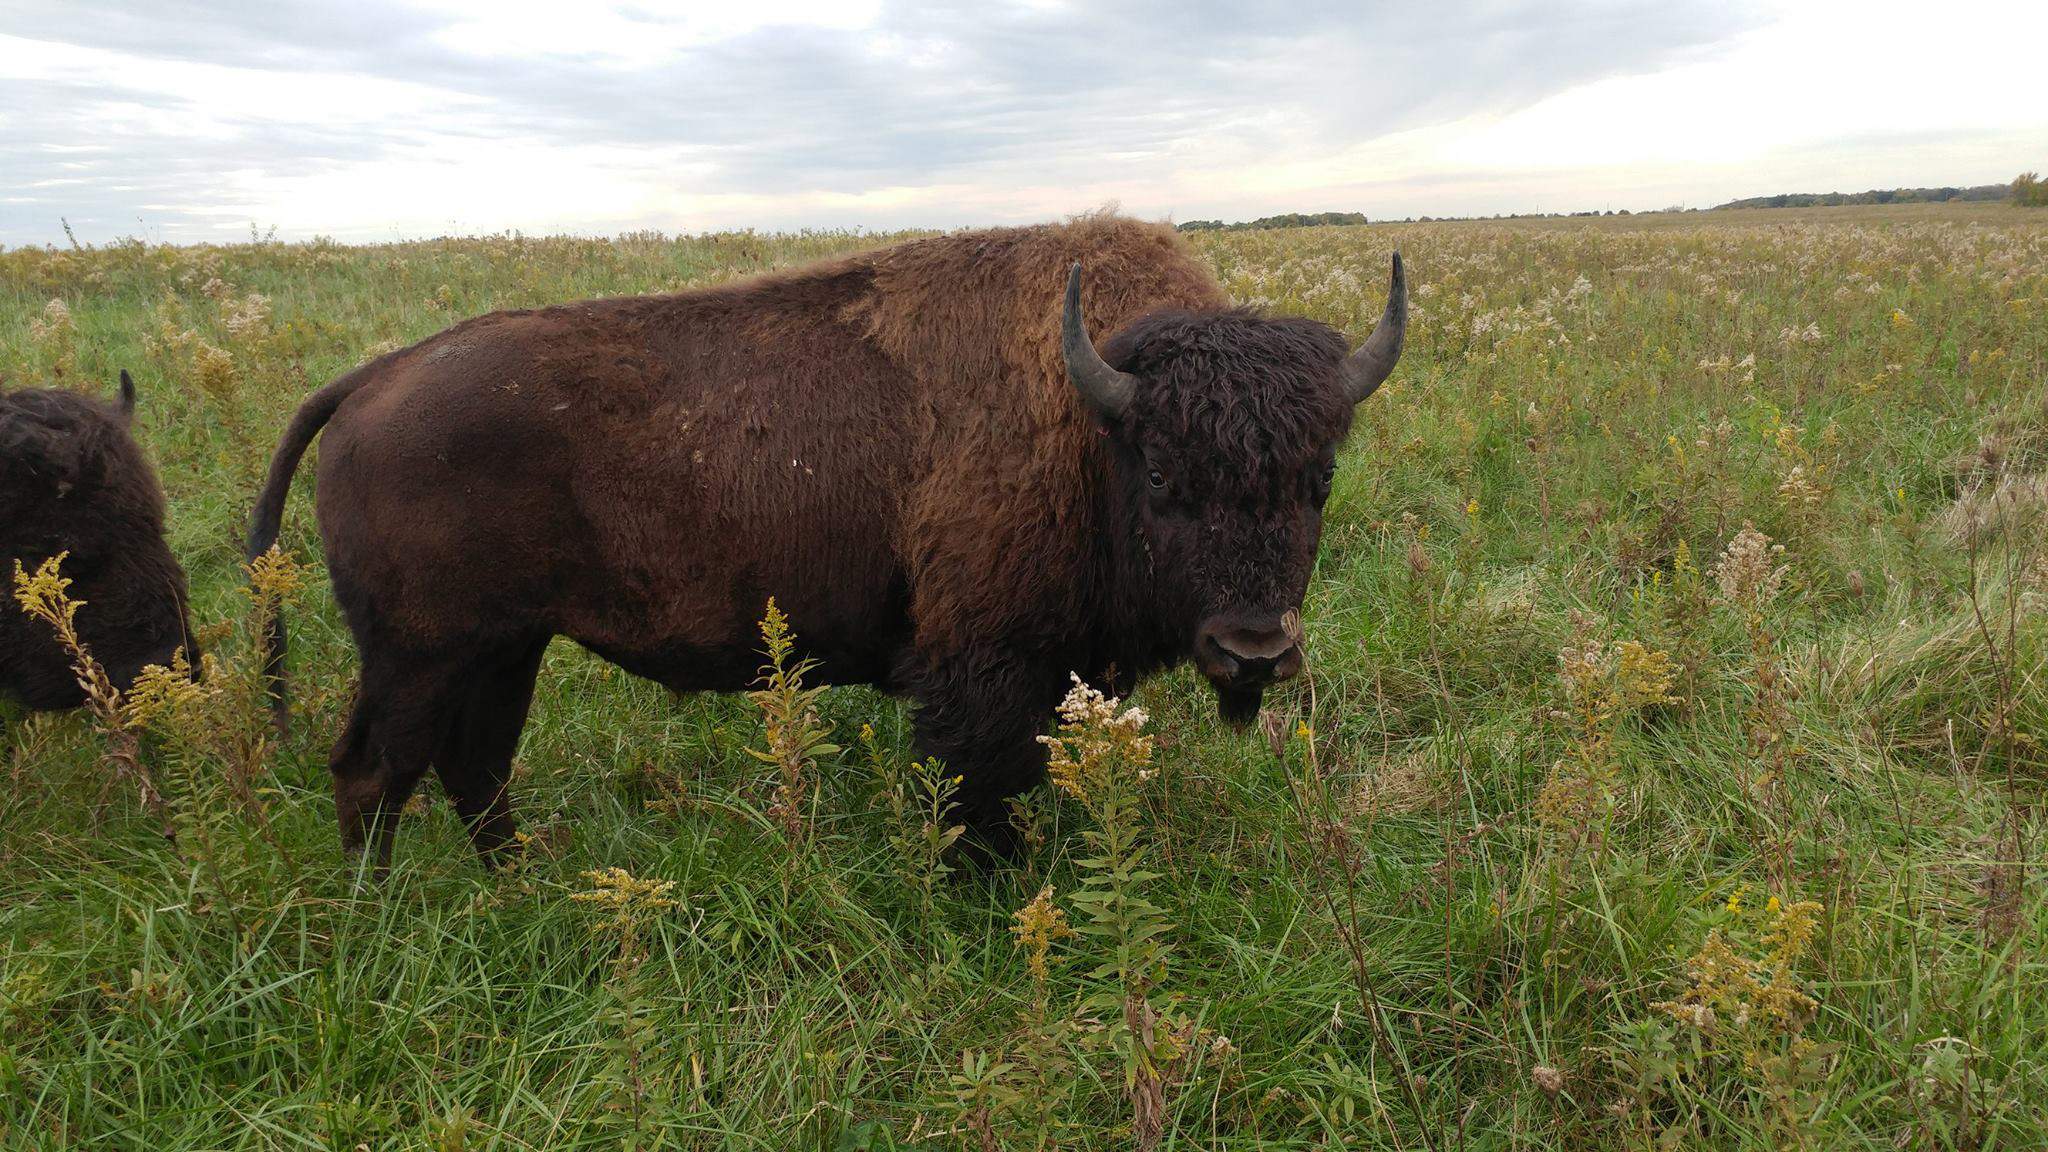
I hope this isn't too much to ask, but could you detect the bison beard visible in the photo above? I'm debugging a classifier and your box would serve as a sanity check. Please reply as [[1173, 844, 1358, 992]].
[[1215, 686, 1266, 728], [246, 214, 1403, 871]]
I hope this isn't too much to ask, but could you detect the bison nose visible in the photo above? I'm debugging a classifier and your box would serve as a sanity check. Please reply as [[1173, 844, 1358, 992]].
[[1198, 621, 1303, 687]]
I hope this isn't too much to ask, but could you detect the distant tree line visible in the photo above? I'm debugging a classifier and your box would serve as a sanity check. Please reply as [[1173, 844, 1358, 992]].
[[1713, 182, 2017, 209], [1179, 175, 2047, 230], [1177, 211, 1370, 232]]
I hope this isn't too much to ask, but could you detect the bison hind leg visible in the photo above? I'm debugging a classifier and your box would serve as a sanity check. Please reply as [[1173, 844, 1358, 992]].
[[431, 638, 549, 868], [328, 650, 464, 876], [331, 639, 512, 873]]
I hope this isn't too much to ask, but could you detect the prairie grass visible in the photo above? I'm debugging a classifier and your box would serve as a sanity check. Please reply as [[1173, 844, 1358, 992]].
[[2, 204, 2045, 1148]]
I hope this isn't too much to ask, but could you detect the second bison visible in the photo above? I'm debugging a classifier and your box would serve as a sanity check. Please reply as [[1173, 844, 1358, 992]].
[[3, 372, 196, 711]]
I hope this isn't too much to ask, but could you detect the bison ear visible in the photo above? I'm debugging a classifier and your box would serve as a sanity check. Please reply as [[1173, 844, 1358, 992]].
[[118, 369, 137, 422]]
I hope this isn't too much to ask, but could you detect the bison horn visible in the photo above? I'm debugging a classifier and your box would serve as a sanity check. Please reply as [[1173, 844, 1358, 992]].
[[1340, 252, 1406, 404], [118, 368, 137, 421], [1063, 262, 1138, 422]]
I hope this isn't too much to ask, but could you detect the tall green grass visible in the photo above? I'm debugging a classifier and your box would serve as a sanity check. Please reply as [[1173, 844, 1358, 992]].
[[3, 204, 2045, 1148]]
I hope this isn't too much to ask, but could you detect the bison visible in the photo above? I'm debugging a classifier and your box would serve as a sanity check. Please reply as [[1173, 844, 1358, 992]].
[[247, 215, 1405, 869], [2, 372, 197, 710]]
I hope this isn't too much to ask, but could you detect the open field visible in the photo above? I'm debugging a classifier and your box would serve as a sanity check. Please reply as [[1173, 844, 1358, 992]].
[[3, 203, 2046, 1149]]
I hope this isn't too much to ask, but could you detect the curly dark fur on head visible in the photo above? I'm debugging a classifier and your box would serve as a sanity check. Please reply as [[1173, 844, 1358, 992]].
[[1107, 309, 1356, 476], [1092, 309, 1357, 724], [0, 378, 196, 710]]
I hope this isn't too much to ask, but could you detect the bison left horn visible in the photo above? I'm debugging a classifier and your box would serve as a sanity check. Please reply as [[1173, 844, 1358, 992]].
[[1062, 262, 1138, 422], [1340, 252, 1406, 404]]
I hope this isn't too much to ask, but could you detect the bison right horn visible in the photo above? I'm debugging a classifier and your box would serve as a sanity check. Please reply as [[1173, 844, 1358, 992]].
[[1062, 262, 1138, 422], [1340, 252, 1406, 404]]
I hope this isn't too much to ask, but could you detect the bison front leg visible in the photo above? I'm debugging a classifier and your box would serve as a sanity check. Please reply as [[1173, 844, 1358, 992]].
[[910, 660, 1065, 863]]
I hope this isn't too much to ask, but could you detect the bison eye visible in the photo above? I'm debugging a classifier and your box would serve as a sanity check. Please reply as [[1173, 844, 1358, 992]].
[[1147, 467, 1166, 489], [1315, 461, 1337, 497]]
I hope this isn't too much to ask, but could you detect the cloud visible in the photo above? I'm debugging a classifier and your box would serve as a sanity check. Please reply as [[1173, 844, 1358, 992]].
[[1, 1, 2037, 245]]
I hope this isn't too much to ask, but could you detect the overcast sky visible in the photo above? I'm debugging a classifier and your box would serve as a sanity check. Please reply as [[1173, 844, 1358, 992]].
[[2, 0, 2042, 246]]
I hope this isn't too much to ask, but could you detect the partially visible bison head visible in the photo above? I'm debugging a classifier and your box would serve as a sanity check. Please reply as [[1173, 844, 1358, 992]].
[[1, 372, 196, 710], [1064, 256, 1405, 724]]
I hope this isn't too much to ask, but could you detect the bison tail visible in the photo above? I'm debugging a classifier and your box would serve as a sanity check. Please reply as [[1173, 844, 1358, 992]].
[[245, 362, 377, 733]]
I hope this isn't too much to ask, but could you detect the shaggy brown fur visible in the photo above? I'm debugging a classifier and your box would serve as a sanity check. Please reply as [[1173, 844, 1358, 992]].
[[2, 373, 196, 710], [247, 215, 1399, 869]]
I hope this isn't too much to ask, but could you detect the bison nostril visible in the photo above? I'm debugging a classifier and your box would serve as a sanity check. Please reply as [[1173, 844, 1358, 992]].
[[1215, 630, 1293, 665], [1200, 633, 1241, 676], [1199, 619, 1303, 687], [1235, 654, 1282, 682], [1205, 625, 1299, 684]]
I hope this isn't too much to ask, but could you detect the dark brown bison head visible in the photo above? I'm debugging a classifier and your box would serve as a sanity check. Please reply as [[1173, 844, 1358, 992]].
[[0, 372, 197, 710], [1065, 256, 1404, 724]]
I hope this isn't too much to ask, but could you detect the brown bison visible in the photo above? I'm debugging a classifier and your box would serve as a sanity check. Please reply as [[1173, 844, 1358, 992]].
[[247, 215, 1404, 868], [3, 372, 197, 710]]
